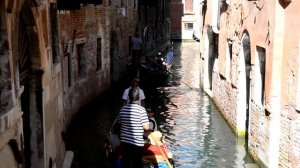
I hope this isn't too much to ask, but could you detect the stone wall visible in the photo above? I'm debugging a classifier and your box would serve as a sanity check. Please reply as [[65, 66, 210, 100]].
[[0, 0, 171, 167], [0, 0, 138, 168]]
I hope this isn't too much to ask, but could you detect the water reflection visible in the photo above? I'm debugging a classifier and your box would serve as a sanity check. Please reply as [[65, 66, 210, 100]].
[[67, 42, 254, 168], [151, 42, 253, 168]]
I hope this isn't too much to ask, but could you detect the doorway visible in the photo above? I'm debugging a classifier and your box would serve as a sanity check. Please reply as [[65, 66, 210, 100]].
[[237, 32, 251, 142]]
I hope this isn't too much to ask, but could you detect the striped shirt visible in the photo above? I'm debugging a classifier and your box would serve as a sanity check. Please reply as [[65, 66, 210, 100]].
[[119, 104, 149, 147]]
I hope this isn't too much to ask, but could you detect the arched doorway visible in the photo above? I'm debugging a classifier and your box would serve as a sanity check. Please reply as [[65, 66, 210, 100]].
[[237, 32, 251, 141], [18, 3, 45, 167], [110, 31, 120, 85]]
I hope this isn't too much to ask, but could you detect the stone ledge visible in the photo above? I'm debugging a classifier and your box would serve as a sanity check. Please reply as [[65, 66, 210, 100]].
[[0, 108, 23, 133], [244, 163, 259, 168]]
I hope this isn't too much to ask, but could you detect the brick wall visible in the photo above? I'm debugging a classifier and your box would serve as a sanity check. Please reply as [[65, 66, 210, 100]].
[[0, 1, 167, 167], [200, 0, 300, 167]]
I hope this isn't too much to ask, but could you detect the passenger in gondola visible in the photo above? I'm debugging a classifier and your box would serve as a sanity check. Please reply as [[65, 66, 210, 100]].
[[143, 131, 173, 168], [165, 47, 174, 70], [143, 56, 156, 70], [155, 52, 167, 71], [122, 77, 146, 107], [107, 125, 122, 168], [146, 108, 157, 132]]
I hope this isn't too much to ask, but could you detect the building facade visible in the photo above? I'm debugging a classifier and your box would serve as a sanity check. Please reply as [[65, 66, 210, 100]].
[[139, 0, 171, 56], [170, 0, 201, 41], [0, 0, 171, 167], [199, 0, 300, 167]]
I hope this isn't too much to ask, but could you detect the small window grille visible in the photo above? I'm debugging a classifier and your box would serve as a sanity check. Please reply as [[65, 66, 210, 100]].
[[184, 23, 193, 30]]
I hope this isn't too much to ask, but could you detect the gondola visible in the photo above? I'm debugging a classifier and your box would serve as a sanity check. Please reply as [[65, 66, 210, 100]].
[[139, 49, 174, 85], [103, 116, 175, 168]]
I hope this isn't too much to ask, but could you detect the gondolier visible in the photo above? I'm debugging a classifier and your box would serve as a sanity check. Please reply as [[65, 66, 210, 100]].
[[131, 33, 143, 76], [119, 88, 150, 168]]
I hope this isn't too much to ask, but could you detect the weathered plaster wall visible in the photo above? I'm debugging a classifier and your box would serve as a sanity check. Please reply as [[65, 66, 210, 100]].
[[199, 0, 300, 167]]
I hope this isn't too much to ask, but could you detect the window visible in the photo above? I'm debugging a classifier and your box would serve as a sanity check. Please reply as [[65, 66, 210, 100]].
[[225, 40, 233, 81], [254, 46, 266, 106], [134, 0, 137, 8], [64, 42, 73, 87], [76, 43, 85, 78], [109, 0, 114, 6], [50, 3, 60, 64], [184, 23, 193, 30], [96, 38, 102, 71], [184, 0, 194, 14], [67, 51, 72, 87]]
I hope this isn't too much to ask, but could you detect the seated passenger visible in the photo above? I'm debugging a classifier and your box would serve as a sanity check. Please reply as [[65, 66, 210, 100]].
[[147, 108, 157, 132], [143, 131, 173, 168]]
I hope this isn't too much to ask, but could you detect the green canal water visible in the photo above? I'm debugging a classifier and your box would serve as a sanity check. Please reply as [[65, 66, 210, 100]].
[[66, 42, 255, 168]]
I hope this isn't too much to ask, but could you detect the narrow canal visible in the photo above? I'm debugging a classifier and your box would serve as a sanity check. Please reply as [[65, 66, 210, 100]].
[[66, 42, 255, 168]]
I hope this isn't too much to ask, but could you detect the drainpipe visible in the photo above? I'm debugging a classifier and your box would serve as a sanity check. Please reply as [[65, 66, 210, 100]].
[[212, 0, 220, 33]]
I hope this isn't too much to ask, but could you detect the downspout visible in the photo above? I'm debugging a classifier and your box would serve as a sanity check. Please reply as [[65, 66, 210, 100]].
[[212, 0, 220, 33]]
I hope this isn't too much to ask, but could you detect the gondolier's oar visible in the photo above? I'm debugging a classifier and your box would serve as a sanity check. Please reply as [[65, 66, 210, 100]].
[[109, 115, 119, 133], [148, 134, 173, 168], [166, 70, 194, 90]]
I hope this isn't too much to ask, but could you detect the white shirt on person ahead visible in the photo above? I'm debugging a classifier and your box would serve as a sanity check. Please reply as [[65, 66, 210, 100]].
[[122, 87, 145, 105]]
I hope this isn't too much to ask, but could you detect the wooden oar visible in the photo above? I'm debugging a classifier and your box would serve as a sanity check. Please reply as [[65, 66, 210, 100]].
[[148, 134, 173, 168]]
